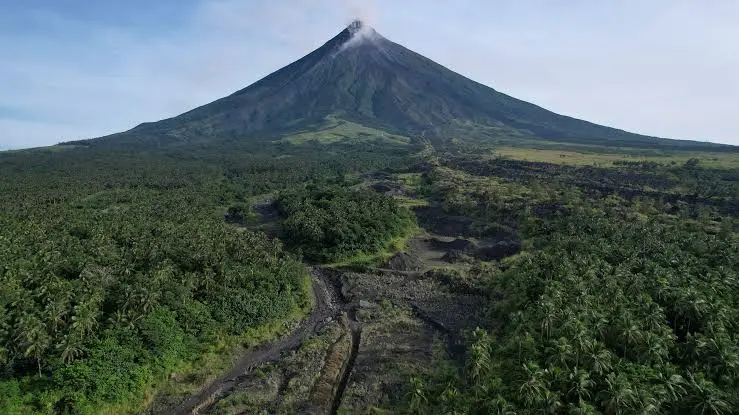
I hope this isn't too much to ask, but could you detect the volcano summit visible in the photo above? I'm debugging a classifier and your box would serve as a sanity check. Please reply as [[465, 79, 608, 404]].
[[95, 20, 725, 150]]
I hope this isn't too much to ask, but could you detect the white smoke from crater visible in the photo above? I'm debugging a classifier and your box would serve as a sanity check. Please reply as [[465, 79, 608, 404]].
[[339, 22, 381, 51], [336, 0, 382, 51], [340, 0, 377, 27]]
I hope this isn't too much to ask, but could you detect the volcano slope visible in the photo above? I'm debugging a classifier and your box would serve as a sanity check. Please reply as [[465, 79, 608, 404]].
[[74, 20, 732, 152]]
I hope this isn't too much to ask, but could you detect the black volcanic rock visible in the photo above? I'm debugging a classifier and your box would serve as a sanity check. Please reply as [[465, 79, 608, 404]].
[[93, 21, 731, 150]]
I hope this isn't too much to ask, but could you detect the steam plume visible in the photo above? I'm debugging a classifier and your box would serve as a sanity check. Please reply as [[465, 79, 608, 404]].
[[341, 0, 377, 26]]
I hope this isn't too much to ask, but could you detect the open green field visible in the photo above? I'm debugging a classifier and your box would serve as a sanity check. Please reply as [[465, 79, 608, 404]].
[[281, 116, 410, 145], [493, 146, 739, 169]]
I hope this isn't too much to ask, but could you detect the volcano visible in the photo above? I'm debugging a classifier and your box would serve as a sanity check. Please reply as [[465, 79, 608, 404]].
[[94, 20, 726, 150]]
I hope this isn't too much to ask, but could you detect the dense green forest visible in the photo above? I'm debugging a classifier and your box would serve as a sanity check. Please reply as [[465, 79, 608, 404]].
[[0, 141, 411, 414], [1, 138, 738, 414], [277, 185, 415, 262], [408, 151, 739, 414]]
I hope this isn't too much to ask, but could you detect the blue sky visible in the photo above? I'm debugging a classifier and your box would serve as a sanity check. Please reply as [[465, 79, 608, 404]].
[[1, 0, 738, 149]]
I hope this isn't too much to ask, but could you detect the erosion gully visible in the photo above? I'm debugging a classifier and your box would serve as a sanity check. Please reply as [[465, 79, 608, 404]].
[[160, 268, 358, 415]]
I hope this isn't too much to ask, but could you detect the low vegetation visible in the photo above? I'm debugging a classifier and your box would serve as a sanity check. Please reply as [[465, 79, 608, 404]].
[[493, 146, 739, 169]]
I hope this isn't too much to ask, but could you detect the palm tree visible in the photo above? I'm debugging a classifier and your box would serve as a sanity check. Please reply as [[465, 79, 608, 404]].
[[600, 373, 638, 415], [519, 361, 549, 408], [489, 396, 516, 415], [542, 389, 563, 414], [16, 314, 50, 377], [619, 323, 643, 359], [546, 337, 574, 370], [57, 333, 84, 363], [468, 334, 491, 384], [639, 297, 667, 331], [407, 376, 428, 415], [539, 299, 558, 340], [636, 331, 668, 365], [568, 400, 599, 415], [684, 373, 732, 415], [568, 369, 594, 403], [658, 373, 686, 403], [138, 289, 160, 314], [70, 302, 99, 335], [44, 296, 70, 334], [636, 389, 660, 415], [439, 385, 464, 415], [570, 325, 591, 368], [592, 312, 611, 342], [583, 342, 613, 376], [698, 334, 739, 379]]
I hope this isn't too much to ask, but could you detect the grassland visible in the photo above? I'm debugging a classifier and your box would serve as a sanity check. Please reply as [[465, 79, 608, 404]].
[[281, 117, 410, 146], [493, 146, 739, 169]]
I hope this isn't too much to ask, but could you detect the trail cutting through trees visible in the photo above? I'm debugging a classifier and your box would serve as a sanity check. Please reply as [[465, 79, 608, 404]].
[[162, 268, 350, 415], [157, 222, 487, 414]]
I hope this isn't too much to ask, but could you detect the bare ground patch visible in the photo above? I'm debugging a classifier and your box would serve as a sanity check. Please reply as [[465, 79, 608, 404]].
[[338, 306, 451, 413]]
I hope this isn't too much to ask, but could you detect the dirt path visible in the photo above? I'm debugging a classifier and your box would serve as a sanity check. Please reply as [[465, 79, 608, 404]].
[[161, 268, 345, 415]]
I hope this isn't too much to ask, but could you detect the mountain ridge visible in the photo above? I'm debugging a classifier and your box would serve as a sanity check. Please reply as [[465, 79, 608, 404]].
[[86, 21, 734, 151]]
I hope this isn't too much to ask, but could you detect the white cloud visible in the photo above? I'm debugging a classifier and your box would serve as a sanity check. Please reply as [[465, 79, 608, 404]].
[[0, 0, 737, 149]]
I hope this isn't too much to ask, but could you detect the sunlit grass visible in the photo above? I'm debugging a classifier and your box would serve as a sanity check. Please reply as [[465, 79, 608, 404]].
[[394, 195, 428, 208], [493, 146, 739, 169], [327, 223, 422, 268], [281, 117, 410, 145]]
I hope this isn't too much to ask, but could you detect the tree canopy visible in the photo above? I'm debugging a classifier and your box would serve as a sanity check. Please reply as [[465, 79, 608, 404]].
[[277, 184, 415, 262]]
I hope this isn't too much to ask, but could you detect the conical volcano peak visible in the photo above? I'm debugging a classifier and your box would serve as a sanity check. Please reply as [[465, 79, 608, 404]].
[[340, 19, 382, 50], [109, 18, 723, 152]]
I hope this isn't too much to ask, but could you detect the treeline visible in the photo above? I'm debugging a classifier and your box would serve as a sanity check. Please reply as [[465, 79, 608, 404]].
[[277, 184, 416, 262]]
